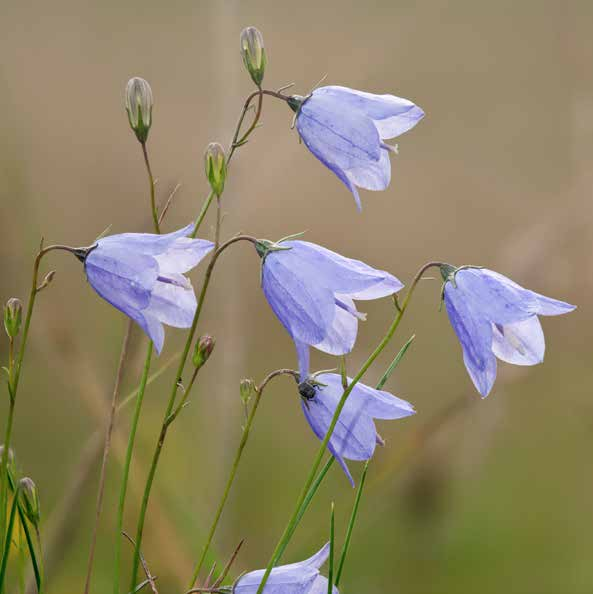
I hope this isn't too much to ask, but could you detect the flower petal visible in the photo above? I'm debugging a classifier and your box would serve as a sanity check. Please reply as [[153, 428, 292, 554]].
[[492, 316, 545, 365], [146, 279, 197, 328], [343, 147, 391, 192], [280, 241, 402, 299], [454, 269, 535, 325], [313, 297, 359, 356], [319, 374, 415, 420], [96, 223, 195, 256], [313, 86, 425, 139], [445, 282, 497, 397], [154, 237, 214, 274], [307, 576, 339, 594], [262, 252, 336, 345]]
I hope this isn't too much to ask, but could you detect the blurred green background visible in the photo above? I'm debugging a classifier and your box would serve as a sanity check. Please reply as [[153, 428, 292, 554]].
[[1, 1, 592, 593]]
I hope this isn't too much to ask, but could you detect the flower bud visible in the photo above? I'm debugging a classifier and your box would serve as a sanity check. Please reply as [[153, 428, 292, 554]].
[[125, 77, 153, 143], [204, 142, 227, 197], [240, 27, 266, 86], [0, 445, 16, 480], [19, 477, 40, 527], [4, 298, 22, 339], [193, 335, 215, 369], [239, 378, 256, 405]]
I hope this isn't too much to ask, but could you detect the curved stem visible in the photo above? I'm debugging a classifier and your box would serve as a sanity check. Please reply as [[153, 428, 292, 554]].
[[254, 261, 445, 594], [113, 342, 154, 594], [187, 370, 299, 589], [141, 143, 160, 234], [129, 236, 257, 590], [84, 320, 133, 594], [1, 244, 81, 565]]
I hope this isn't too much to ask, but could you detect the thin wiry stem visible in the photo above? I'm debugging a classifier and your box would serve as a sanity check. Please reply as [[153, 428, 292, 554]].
[[83, 320, 133, 594], [187, 370, 299, 588], [129, 236, 258, 589], [255, 262, 446, 594], [141, 142, 160, 234]]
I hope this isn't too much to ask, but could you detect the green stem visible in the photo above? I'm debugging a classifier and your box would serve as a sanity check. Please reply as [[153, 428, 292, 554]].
[[141, 143, 160, 234], [327, 503, 335, 594], [129, 236, 256, 590], [113, 342, 154, 594], [334, 462, 368, 587], [0, 485, 20, 589], [187, 369, 298, 589], [255, 261, 444, 594]]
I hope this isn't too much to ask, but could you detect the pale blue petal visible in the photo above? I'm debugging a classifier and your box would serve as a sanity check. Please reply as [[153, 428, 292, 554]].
[[445, 282, 497, 397], [343, 145, 391, 192], [154, 237, 214, 274], [454, 269, 534, 324], [147, 280, 197, 328], [96, 223, 195, 256], [295, 340, 311, 381], [308, 576, 339, 594], [319, 374, 415, 420], [262, 252, 335, 345], [313, 297, 358, 356], [281, 241, 402, 298], [313, 86, 424, 139], [492, 316, 545, 365]]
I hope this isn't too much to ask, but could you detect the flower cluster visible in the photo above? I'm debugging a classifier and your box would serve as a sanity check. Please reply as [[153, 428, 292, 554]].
[[0, 24, 577, 594]]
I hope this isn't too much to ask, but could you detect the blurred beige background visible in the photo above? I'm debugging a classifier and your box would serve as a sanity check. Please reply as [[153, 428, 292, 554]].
[[1, 1, 592, 593]]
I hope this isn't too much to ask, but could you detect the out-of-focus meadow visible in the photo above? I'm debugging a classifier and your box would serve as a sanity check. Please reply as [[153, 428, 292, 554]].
[[1, 1, 592, 593]]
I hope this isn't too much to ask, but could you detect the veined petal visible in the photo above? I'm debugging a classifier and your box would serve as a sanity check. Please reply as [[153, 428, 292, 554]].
[[262, 252, 335, 345], [233, 544, 329, 594], [301, 381, 378, 462], [313, 86, 425, 139], [343, 147, 391, 192], [154, 237, 214, 274], [146, 279, 197, 328], [318, 374, 415, 420], [85, 251, 157, 318], [445, 282, 497, 397], [96, 223, 195, 256], [492, 316, 545, 365], [295, 340, 311, 381], [298, 92, 381, 168], [308, 576, 339, 594], [313, 297, 359, 356], [454, 269, 535, 325], [280, 241, 402, 298], [138, 312, 165, 355]]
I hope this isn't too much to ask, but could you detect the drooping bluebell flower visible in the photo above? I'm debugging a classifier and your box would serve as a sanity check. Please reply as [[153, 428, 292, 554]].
[[257, 238, 403, 376], [289, 86, 424, 210], [299, 372, 415, 486], [441, 265, 575, 398], [233, 543, 337, 594], [84, 224, 214, 354]]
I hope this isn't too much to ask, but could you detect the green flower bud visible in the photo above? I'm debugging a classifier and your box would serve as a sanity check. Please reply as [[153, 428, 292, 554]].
[[193, 335, 215, 369], [239, 378, 256, 405], [204, 142, 227, 197], [4, 298, 22, 339], [240, 27, 266, 87], [125, 77, 153, 143], [0, 445, 17, 481], [19, 477, 40, 527]]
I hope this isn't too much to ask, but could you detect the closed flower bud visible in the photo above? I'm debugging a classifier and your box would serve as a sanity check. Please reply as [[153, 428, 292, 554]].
[[19, 477, 40, 527], [193, 335, 215, 369], [125, 77, 153, 143], [240, 27, 266, 86], [4, 298, 23, 339], [239, 378, 256, 404], [0, 445, 16, 480], [204, 142, 227, 197]]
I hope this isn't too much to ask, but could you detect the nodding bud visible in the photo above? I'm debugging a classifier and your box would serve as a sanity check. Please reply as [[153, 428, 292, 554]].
[[19, 477, 40, 527], [239, 378, 256, 404], [204, 142, 227, 197], [193, 335, 215, 369], [125, 77, 153, 143], [4, 298, 23, 339], [240, 27, 266, 86]]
